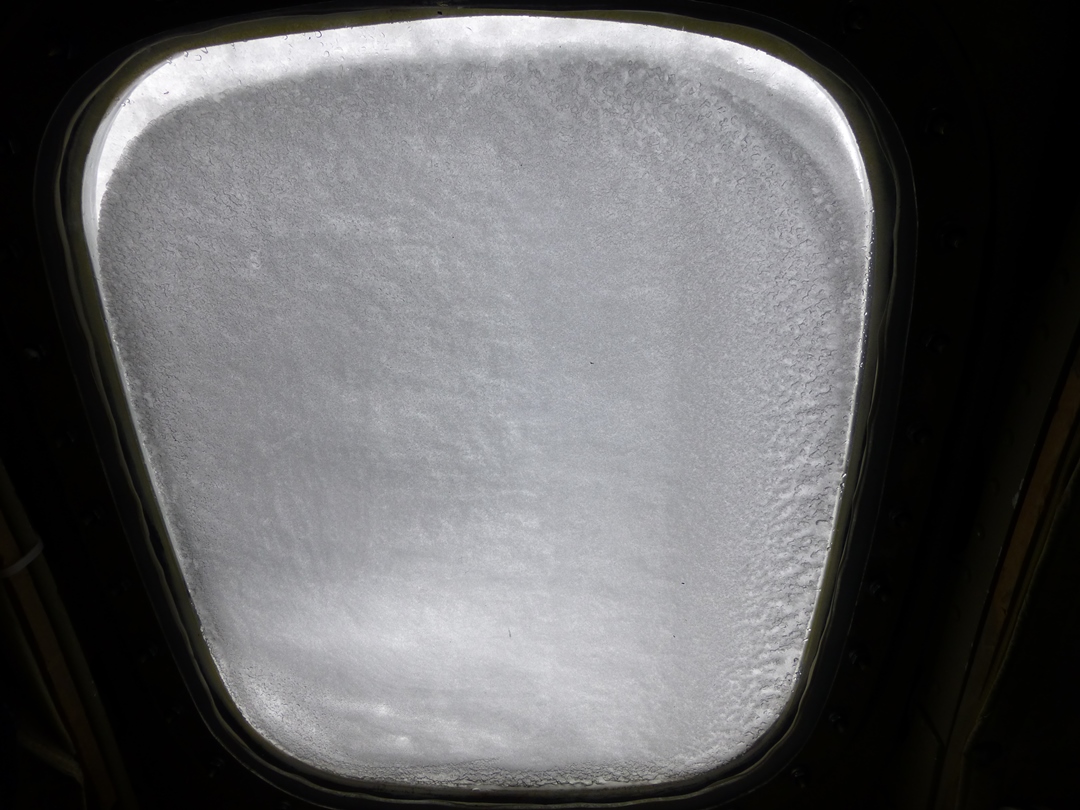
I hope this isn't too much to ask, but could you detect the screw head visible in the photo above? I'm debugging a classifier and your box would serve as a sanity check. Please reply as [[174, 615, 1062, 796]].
[[843, 1, 869, 32], [108, 578, 134, 598], [938, 226, 966, 252], [907, 421, 931, 445], [847, 644, 872, 670], [924, 331, 950, 354], [889, 507, 911, 529], [164, 703, 186, 725], [80, 508, 103, 528], [22, 344, 48, 362], [969, 740, 1004, 765], [828, 710, 848, 734], [868, 579, 891, 604], [926, 107, 953, 137]]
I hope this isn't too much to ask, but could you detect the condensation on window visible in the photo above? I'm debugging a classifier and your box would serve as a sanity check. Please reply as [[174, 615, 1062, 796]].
[[87, 15, 872, 790]]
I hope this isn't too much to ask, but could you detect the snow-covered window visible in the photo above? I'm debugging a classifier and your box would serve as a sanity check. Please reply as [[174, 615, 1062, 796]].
[[81, 12, 878, 793]]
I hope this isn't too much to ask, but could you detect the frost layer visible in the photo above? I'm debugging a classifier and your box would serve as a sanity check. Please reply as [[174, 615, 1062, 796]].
[[91, 16, 871, 789]]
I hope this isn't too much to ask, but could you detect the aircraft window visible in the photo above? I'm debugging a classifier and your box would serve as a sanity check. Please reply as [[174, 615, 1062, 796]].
[[76, 12, 877, 795]]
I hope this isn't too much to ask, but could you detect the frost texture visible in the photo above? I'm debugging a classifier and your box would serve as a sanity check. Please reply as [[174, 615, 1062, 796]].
[[91, 17, 872, 789]]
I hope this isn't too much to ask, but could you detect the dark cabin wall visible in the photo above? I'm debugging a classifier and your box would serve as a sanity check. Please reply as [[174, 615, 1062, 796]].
[[1, 2, 1076, 808]]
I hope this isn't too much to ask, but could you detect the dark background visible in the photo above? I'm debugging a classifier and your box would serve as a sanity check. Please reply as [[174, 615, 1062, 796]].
[[1, 1, 1077, 808]]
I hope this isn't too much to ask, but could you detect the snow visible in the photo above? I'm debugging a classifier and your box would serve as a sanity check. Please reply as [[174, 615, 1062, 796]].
[[89, 14, 871, 789]]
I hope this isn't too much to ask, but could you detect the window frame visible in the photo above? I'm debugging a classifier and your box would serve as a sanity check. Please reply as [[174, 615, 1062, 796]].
[[33, 2, 915, 807]]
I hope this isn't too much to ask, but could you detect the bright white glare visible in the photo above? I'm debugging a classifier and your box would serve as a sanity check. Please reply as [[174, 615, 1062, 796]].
[[88, 14, 872, 790]]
